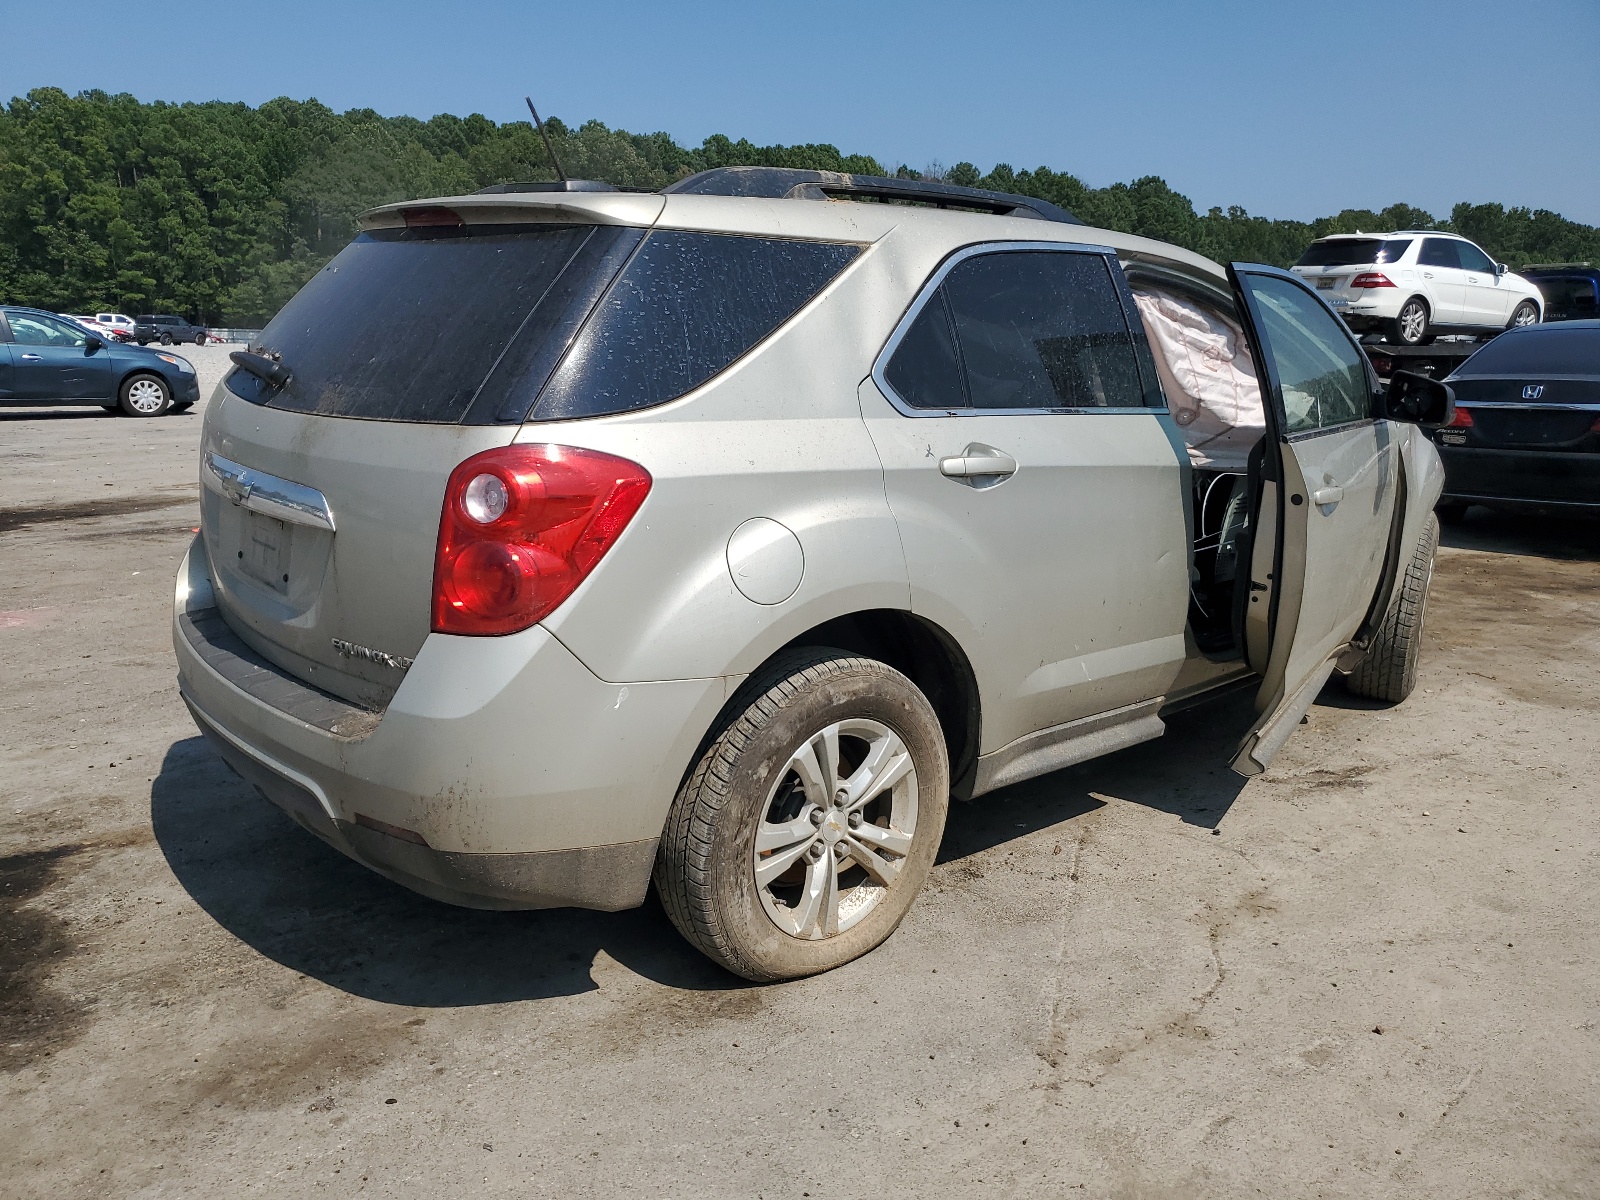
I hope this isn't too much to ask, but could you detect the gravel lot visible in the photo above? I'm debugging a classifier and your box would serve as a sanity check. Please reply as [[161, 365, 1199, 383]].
[[3, 354, 1597, 1198]]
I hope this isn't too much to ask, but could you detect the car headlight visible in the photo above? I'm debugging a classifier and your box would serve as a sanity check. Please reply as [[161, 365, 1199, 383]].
[[157, 354, 196, 373]]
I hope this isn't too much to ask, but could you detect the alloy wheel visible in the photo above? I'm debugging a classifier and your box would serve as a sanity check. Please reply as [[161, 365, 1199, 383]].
[[753, 718, 919, 940], [1400, 301, 1427, 343], [1514, 304, 1538, 327]]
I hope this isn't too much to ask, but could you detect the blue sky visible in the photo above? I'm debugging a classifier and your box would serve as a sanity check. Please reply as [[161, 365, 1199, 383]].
[[8, 0, 1598, 224]]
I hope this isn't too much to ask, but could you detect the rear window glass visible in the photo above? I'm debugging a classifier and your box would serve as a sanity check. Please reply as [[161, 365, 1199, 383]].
[[532, 231, 861, 421], [1453, 326, 1600, 377], [229, 224, 640, 424], [1295, 239, 1412, 267]]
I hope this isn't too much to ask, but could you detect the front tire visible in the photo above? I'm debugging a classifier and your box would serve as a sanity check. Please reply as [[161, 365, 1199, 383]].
[[1388, 297, 1433, 346], [119, 373, 171, 417], [1345, 514, 1439, 703], [655, 649, 949, 982], [193, 332, 208, 345], [1507, 301, 1539, 330]]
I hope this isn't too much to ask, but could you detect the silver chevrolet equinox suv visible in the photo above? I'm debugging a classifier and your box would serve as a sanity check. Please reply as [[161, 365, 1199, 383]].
[[174, 168, 1452, 981]]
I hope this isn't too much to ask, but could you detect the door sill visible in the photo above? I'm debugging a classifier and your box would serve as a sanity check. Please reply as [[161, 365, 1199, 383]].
[[971, 698, 1165, 798]]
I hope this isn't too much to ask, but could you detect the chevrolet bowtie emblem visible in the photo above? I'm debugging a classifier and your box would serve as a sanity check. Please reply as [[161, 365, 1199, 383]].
[[222, 478, 254, 506]]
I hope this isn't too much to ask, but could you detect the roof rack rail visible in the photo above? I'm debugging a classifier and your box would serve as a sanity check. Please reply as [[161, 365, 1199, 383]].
[[662, 167, 1082, 225], [474, 180, 619, 194], [1522, 261, 1594, 270]]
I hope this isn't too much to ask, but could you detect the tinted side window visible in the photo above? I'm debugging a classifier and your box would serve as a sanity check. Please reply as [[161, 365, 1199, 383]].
[[884, 290, 967, 410], [534, 232, 861, 420], [941, 251, 1144, 410], [1456, 242, 1495, 273], [1419, 239, 1461, 269], [1242, 275, 1369, 433]]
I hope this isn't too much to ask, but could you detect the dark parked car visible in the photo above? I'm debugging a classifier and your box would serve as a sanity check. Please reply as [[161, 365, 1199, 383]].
[[1435, 320, 1600, 517], [135, 313, 210, 345], [1, 308, 202, 416], [1521, 265, 1600, 323]]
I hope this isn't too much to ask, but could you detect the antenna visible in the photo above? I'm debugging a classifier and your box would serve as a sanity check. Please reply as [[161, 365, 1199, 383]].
[[524, 97, 568, 184]]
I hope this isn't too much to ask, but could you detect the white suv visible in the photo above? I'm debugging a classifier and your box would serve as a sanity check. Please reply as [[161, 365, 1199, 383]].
[[1292, 232, 1542, 345], [173, 169, 1451, 980]]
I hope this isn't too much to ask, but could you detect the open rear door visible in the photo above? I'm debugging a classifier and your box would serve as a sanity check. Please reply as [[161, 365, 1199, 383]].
[[1226, 265, 1400, 776]]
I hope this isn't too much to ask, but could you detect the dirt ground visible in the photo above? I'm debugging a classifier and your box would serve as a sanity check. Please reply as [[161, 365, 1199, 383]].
[[3, 355, 1597, 1198]]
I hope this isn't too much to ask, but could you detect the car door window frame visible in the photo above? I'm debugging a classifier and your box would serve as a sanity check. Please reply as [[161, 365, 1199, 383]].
[[872, 240, 1160, 418], [6, 311, 89, 348], [1229, 267, 1380, 443]]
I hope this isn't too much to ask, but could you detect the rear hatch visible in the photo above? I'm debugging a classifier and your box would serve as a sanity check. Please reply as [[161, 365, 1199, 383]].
[[200, 204, 655, 709], [1291, 237, 1417, 308]]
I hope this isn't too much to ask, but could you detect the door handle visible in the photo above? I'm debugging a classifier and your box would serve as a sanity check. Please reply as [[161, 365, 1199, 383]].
[[19, 353, 42, 361], [939, 448, 1017, 479], [1422, 272, 1434, 279], [1311, 484, 1344, 506]]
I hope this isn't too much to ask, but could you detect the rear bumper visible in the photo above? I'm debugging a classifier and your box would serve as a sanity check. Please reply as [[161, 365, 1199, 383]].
[[172, 535, 731, 911], [1438, 445, 1600, 511]]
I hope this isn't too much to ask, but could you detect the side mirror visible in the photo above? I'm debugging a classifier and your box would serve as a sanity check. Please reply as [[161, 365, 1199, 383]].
[[84, 335, 105, 352], [1495, 263, 1509, 277], [1384, 370, 1454, 426]]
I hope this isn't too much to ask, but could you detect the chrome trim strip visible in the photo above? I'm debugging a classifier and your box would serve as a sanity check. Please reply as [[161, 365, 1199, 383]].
[[1455, 401, 1600, 411], [870, 239, 1162, 419], [201, 451, 337, 532]]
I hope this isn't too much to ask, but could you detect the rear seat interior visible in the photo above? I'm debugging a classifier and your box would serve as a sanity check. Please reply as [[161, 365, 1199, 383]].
[[1129, 276, 1266, 657]]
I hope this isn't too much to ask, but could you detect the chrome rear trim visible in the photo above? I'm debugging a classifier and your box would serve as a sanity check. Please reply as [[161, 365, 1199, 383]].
[[202, 451, 337, 532]]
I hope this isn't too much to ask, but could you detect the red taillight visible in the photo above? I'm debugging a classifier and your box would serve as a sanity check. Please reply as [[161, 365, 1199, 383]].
[[432, 444, 651, 635], [1350, 272, 1397, 288], [1446, 407, 1475, 428], [403, 206, 463, 228]]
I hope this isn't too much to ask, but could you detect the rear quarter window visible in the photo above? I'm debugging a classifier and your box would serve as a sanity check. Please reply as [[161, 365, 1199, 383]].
[[532, 231, 862, 421]]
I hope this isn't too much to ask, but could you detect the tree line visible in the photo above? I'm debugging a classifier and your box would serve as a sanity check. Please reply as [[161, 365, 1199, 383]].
[[2, 87, 1596, 325]]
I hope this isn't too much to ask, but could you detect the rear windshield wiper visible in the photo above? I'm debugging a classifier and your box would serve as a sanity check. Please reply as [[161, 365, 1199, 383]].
[[229, 349, 292, 390]]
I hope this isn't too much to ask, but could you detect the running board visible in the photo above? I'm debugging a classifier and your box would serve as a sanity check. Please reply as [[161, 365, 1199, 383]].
[[970, 698, 1166, 798]]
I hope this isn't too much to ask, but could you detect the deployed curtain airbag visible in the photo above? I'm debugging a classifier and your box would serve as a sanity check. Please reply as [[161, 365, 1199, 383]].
[[1133, 286, 1265, 472]]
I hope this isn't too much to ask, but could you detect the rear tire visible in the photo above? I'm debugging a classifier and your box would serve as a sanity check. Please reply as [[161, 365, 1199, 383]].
[[1507, 301, 1539, 330], [1345, 513, 1439, 703], [1388, 297, 1433, 346], [119, 373, 171, 417], [655, 648, 949, 982], [159, 332, 173, 345]]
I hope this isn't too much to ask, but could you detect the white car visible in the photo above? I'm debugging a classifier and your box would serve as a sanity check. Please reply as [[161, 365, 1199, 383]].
[[96, 312, 138, 341], [1291, 232, 1542, 345]]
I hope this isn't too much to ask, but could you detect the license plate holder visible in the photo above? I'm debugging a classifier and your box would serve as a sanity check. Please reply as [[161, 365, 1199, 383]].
[[1316, 276, 1339, 290], [240, 510, 290, 594]]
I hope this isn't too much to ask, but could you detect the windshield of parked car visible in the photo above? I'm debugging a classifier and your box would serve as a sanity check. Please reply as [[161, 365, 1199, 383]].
[[1295, 238, 1412, 267], [228, 223, 643, 424], [1453, 326, 1600, 378]]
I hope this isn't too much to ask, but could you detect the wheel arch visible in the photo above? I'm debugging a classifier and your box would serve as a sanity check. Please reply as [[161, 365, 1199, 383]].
[[682, 608, 983, 806]]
